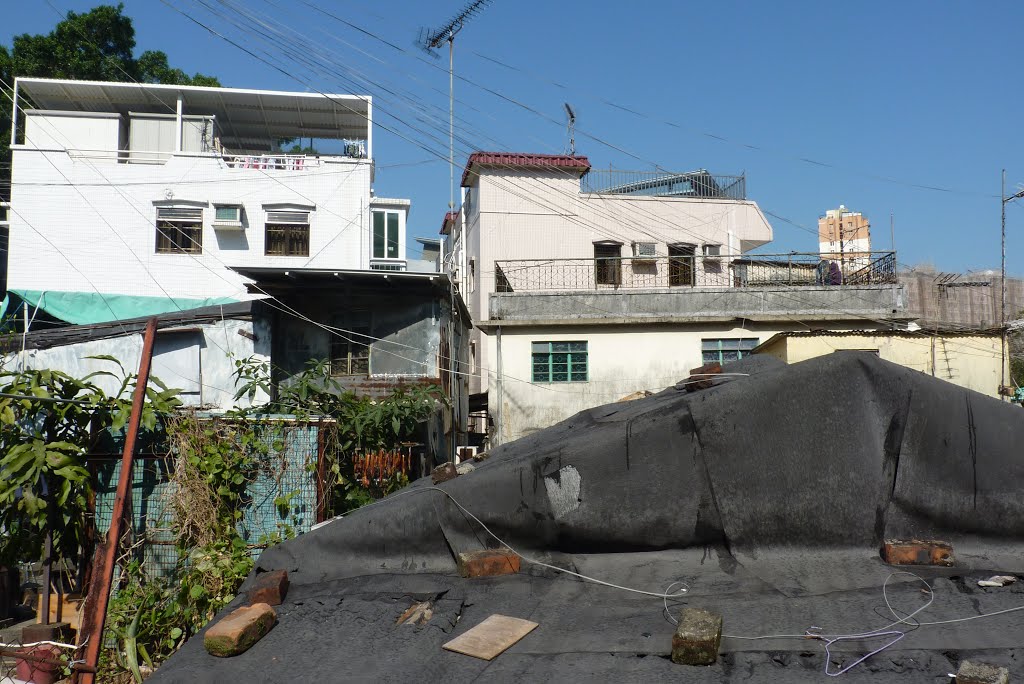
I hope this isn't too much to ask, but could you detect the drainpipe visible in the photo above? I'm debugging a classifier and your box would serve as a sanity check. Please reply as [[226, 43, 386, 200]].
[[495, 325, 503, 447], [174, 93, 183, 153]]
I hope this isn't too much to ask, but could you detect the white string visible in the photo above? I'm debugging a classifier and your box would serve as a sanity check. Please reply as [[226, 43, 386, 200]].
[[321, 485, 689, 600], [0, 639, 81, 650], [724, 571, 1024, 676]]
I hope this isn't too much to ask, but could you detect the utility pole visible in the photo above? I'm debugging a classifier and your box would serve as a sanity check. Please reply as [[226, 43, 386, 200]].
[[1000, 170, 1024, 400]]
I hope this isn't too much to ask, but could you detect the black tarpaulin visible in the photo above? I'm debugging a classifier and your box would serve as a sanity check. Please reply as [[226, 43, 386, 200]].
[[153, 353, 1024, 682]]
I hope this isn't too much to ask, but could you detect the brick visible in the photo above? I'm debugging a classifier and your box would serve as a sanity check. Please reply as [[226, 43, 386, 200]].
[[204, 603, 276, 657], [457, 548, 520, 578], [671, 607, 722, 666], [432, 462, 458, 484], [881, 539, 954, 566], [247, 570, 289, 607], [684, 362, 722, 392], [956, 660, 1010, 684]]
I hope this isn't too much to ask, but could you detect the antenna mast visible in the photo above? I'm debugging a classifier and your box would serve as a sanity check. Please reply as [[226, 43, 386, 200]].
[[420, 0, 492, 215], [564, 103, 576, 155]]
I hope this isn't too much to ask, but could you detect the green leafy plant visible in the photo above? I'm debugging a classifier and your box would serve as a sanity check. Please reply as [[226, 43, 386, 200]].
[[0, 364, 181, 565]]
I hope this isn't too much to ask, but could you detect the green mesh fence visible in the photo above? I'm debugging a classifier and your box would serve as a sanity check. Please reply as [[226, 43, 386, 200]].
[[92, 418, 323, 580]]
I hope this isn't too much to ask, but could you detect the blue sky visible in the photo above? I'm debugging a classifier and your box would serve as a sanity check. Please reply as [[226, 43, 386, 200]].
[[7, 0, 1024, 273]]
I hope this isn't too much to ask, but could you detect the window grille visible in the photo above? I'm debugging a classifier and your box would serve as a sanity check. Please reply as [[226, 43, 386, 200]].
[[532, 341, 588, 383]]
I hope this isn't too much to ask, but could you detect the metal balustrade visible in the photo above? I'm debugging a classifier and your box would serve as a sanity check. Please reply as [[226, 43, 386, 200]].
[[493, 252, 897, 292]]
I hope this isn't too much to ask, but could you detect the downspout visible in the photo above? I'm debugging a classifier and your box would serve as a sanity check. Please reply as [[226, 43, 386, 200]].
[[10, 79, 18, 148], [174, 93, 183, 152], [495, 325, 503, 447]]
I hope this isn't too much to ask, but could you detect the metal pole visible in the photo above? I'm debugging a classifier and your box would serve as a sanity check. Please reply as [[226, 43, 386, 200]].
[[1002, 170, 1007, 400], [448, 34, 452, 216], [77, 318, 159, 684]]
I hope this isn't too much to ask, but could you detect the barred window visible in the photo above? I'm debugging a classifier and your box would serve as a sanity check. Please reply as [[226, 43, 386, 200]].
[[532, 341, 588, 383], [701, 338, 759, 365], [265, 210, 310, 257], [155, 207, 202, 254]]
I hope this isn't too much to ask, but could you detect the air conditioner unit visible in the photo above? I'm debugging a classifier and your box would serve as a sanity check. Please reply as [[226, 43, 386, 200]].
[[212, 204, 243, 229], [632, 242, 657, 260], [702, 244, 721, 257], [456, 446, 479, 464]]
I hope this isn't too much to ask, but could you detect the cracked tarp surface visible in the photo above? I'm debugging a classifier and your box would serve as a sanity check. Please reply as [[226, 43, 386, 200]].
[[153, 353, 1024, 682]]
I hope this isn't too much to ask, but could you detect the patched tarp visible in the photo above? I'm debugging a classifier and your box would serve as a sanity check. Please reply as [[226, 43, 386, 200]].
[[0, 289, 238, 325], [153, 353, 1024, 683]]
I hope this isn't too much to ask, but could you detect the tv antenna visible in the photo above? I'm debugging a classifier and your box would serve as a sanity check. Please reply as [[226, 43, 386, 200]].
[[418, 0, 492, 214], [564, 103, 576, 155]]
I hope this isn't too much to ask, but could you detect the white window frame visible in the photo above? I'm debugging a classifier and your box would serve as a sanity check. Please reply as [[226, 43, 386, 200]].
[[371, 209, 405, 261], [212, 204, 243, 229]]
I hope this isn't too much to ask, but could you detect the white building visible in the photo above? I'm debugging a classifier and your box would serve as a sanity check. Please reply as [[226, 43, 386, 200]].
[[7, 78, 414, 304], [451, 152, 904, 444]]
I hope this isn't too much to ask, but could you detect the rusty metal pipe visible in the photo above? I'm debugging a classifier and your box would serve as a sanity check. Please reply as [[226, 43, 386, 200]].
[[76, 318, 158, 684]]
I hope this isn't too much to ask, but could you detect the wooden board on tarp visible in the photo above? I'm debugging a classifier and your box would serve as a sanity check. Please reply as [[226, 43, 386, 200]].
[[442, 614, 538, 661]]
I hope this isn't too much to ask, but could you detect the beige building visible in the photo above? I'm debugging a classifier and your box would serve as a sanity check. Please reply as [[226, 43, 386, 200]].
[[819, 205, 871, 269], [753, 329, 1006, 399], [447, 152, 905, 445]]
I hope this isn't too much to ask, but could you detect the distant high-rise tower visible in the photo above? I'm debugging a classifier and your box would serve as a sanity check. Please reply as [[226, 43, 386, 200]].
[[819, 205, 871, 266]]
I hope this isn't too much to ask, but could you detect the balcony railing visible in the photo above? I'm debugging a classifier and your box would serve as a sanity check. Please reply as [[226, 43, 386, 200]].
[[581, 169, 746, 200], [494, 252, 897, 292]]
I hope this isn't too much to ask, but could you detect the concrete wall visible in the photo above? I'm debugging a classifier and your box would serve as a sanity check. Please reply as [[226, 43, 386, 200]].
[[489, 285, 906, 323], [269, 293, 442, 389], [756, 333, 1005, 399], [900, 270, 1024, 328], [3, 318, 269, 409], [9, 146, 372, 300], [485, 320, 873, 445]]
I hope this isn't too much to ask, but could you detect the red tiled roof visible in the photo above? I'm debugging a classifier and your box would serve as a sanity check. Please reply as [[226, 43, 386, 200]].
[[440, 210, 459, 235], [461, 151, 591, 187]]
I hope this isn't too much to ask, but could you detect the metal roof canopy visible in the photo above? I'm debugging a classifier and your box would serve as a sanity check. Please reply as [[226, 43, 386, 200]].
[[15, 78, 371, 147]]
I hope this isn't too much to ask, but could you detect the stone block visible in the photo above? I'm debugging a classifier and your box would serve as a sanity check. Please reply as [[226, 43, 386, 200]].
[[881, 539, 954, 566], [247, 570, 289, 607], [671, 607, 722, 665], [457, 548, 520, 578], [432, 462, 458, 484], [956, 660, 1010, 684], [204, 603, 276, 657]]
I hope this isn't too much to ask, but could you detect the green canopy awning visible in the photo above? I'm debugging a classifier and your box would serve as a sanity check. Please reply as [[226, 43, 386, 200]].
[[1, 290, 239, 325]]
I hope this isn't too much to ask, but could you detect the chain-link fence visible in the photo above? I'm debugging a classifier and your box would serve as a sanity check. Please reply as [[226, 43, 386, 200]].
[[91, 416, 325, 581]]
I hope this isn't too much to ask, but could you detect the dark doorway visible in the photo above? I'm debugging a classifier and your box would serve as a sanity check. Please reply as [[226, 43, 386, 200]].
[[668, 244, 695, 286], [594, 242, 622, 286]]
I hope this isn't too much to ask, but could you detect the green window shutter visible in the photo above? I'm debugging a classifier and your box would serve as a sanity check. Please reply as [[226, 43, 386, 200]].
[[372, 212, 385, 258], [386, 212, 399, 259]]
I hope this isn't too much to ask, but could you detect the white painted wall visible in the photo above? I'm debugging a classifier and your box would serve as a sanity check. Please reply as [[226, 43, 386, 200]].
[[485, 321, 869, 444], [464, 167, 775, 395], [9, 145, 372, 299], [4, 318, 269, 410]]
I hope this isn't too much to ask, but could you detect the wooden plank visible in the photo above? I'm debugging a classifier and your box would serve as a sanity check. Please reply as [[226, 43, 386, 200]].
[[442, 614, 538, 661]]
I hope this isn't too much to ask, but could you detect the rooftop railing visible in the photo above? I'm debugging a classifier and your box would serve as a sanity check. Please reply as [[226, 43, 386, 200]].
[[581, 169, 746, 200], [494, 252, 897, 292]]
